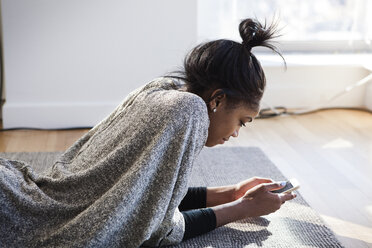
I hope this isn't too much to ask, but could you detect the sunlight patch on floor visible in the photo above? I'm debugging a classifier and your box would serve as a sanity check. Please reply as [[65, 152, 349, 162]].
[[322, 138, 354, 149], [366, 205, 372, 218], [320, 214, 372, 243]]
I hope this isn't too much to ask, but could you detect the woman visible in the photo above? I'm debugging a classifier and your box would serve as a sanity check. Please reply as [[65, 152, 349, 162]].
[[0, 18, 296, 247]]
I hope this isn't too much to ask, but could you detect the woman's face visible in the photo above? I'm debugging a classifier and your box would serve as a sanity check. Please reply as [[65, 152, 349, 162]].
[[205, 91, 259, 147]]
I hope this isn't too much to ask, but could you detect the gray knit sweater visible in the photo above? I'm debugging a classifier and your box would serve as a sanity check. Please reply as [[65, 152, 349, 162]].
[[0, 78, 210, 247]]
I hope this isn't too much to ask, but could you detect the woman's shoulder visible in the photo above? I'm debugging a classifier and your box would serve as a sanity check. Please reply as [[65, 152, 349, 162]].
[[145, 77, 207, 114], [167, 89, 207, 113], [138, 77, 209, 129]]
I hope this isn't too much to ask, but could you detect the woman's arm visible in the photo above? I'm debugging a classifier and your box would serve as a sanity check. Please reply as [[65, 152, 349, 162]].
[[206, 177, 275, 207], [206, 185, 236, 207]]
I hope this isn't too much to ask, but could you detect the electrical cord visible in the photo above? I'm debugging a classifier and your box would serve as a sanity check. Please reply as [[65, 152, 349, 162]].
[[257, 106, 372, 119]]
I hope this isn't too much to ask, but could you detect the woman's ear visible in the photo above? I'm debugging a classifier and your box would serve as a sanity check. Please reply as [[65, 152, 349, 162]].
[[208, 89, 226, 112], [211, 89, 226, 100], [211, 89, 226, 104]]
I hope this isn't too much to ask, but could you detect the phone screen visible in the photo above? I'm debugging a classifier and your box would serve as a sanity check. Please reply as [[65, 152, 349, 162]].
[[271, 181, 294, 194]]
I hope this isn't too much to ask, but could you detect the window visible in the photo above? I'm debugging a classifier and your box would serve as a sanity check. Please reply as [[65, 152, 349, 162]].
[[198, 0, 372, 53]]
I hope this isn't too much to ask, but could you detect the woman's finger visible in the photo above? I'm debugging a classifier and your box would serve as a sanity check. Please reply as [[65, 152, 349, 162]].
[[252, 177, 273, 183], [279, 193, 297, 203]]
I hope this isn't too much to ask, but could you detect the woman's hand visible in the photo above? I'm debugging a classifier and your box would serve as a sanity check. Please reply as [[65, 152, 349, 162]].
[[212, 181, 296, 227], [233, 177, 274, 201], [238, 182, 296, 218]]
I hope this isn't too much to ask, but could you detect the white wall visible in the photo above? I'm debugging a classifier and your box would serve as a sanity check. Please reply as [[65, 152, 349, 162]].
[[2, 0, 197, 128]]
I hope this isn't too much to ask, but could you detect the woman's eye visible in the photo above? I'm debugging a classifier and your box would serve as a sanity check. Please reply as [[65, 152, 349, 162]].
[[240, 121, 246, 127]]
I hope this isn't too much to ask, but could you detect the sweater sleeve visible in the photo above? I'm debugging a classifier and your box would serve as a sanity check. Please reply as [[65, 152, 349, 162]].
[[178, 187, 207, 211], [181, 208, 217, 240], [178, 187, 217, 240]]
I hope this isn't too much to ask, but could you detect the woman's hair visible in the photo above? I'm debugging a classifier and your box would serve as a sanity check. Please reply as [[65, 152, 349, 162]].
[[170, 18, 284, 111]]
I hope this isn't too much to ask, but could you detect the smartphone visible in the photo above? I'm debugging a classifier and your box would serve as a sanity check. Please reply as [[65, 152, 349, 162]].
[[271, 178, 300, 194]]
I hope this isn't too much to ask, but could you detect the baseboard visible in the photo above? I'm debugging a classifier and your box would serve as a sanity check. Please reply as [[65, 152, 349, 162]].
[[2, 102, 118, 129]]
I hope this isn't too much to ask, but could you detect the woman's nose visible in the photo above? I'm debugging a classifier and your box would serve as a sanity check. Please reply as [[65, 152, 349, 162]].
[[232, 130, 239, 137]]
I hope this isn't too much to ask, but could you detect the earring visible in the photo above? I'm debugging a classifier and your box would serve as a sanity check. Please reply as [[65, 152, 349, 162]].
[[213, 108, 217, 113]]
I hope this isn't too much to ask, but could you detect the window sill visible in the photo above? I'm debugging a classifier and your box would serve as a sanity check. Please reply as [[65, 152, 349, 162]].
[[255, 53, 372, 70]]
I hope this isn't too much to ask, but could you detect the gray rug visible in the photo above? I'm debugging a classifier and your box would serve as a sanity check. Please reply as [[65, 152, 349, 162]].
[[0, 147, 344, 248]]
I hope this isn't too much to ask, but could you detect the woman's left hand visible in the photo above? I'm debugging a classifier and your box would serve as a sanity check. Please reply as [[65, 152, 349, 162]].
[[233, 177, 274, 201]]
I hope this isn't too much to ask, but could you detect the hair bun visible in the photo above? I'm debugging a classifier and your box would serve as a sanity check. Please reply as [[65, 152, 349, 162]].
[[239, 18, 259, 51], [239, 18, 280, 54]]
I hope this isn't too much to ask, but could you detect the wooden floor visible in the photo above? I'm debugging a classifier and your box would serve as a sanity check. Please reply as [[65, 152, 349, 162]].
[[1, 109, 371, 248]]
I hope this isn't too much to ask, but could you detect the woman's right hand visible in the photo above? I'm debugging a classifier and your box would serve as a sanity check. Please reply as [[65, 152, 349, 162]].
[[237, 182, 297, 218], [212, 182, 297, 227]]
